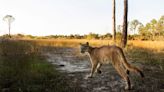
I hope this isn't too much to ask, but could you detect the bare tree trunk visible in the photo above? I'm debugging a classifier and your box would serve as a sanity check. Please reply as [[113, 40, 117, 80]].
[[121, 0, 128, 48], [8, 22, 11, 38], [112, 0, 116, 44]]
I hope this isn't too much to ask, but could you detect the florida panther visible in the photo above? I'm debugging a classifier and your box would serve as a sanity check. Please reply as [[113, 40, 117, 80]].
[[80, 42, 144, 90]]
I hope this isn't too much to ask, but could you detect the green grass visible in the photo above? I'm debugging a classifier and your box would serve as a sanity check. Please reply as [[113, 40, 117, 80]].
[[0, 39, 76, 92], [126, 45, 164, 67]]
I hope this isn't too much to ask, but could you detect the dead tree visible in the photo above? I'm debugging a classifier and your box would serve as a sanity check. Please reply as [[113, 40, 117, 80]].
[[121, 0, 128, 48]]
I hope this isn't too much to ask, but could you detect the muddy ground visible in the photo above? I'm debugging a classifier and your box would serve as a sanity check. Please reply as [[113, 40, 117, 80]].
[[43, 47, 164, 92]]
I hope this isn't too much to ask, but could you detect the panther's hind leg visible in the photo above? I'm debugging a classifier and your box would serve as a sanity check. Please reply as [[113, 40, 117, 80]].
[[113, 64, 131, 90]]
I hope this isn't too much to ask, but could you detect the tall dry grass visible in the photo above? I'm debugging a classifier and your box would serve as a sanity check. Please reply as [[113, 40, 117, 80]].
[[128, 40, 164, 52], [21, 39, 112, 47], [22, 39, 164, 51]]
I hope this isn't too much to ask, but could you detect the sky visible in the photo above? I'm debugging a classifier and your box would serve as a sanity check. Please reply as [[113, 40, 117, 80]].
[[0, 0, 164, 36]]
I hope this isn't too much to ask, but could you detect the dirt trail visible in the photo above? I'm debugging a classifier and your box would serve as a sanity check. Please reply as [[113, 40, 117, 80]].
[[43, 47, 164, 92]]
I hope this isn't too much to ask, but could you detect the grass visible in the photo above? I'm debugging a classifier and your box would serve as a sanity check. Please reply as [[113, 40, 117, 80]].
[[19, 39, 113, 47], [1, 38, 163, 91], [126, 43, 164, 67], [0, 39, 79, 92], [20, 39, 164, 50]]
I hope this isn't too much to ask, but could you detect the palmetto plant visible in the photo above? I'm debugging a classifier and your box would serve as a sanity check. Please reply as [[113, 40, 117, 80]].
[[3, 15, 15, 38]]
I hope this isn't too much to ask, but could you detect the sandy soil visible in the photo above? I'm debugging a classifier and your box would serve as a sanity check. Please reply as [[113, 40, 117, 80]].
[[43, 47, 164, 92]]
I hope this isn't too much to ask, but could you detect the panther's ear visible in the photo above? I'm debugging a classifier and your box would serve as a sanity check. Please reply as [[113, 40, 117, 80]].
[[86, 42, 89, 46]]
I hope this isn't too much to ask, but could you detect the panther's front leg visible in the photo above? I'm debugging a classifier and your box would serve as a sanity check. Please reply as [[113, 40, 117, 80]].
[[96, 63, 102, 74], [85, 61, 98, 79]]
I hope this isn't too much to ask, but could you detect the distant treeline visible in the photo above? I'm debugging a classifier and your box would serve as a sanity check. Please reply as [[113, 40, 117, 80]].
[[1, 15, 163, 41]]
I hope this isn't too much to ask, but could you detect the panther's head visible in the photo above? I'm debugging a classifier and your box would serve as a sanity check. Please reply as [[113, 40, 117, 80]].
[[79, 42, 90, 54]]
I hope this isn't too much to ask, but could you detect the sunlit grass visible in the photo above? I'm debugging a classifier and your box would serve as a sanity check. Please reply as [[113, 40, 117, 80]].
[[22, 39, 112, 47], [0, 39, 76, 92], [21, 39, 164, 51], [128, 40, 164, 52]]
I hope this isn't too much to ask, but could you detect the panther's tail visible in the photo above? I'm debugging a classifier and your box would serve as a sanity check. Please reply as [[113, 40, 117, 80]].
[[118, 48, 144, 78]]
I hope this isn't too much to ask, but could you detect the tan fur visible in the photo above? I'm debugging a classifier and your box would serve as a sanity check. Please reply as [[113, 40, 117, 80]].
[[80, 42, 144, 90]]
